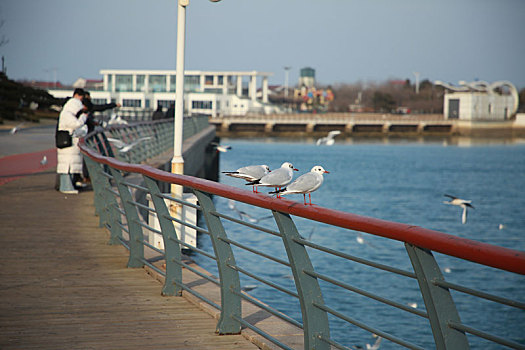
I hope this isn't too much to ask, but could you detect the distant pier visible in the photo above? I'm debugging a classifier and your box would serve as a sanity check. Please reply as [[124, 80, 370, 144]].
[[210, 113, 525, 137]]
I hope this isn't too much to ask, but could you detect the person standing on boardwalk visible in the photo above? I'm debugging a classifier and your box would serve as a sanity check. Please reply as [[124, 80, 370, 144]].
[[82, 91, 121, 133], [56, 88, 87, 194], [151, 105, 165, 120]]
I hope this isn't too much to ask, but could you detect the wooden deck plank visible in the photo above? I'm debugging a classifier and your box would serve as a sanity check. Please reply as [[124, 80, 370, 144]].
[[0, 171, 259, 350]]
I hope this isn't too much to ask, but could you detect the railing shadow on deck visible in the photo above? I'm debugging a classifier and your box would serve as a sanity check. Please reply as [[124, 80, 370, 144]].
[[79, 119, 525, 350]]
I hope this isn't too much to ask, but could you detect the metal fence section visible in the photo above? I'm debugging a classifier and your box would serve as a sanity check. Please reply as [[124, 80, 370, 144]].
[[79, 122, 525, 350]]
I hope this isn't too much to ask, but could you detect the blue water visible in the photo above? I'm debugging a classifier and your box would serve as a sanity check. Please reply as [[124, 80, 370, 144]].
[[194, 137, 525, 349]]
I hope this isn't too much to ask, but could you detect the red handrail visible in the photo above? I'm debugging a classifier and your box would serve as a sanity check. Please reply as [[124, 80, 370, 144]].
[[80, 142, 525, 275]]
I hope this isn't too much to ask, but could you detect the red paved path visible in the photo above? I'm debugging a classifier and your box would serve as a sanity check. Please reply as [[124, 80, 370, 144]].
[[0, 148, 57, 185]]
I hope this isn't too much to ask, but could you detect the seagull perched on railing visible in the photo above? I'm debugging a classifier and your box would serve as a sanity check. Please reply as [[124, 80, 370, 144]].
[[270, 165, 329, 205], [443, 194, 475, 224], [107, 137, 151, 153], [316, 130, 341, 146], [246, 162, 298, 195], [223, 164, 271, 192]]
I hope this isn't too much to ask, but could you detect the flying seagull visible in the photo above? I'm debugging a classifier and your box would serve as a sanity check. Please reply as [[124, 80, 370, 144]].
[[9, 123, 25, 135], [316, 130, 341, 146], [211, 142, 232, 153], [107, 137, 151, 153], [443, 194, 474, 224], [270, 165, 329, 205], [223, 164, 271, 192], [246, 162, 298, 195]]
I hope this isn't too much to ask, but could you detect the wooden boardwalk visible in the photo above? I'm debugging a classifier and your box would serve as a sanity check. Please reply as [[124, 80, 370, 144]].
[[0, 170, 259, 349]]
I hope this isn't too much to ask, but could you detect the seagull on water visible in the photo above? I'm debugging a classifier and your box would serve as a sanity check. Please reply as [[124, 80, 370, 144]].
[[366, 334, 383, 350], [316, 130, 341, 146], [443, 194, 474, 224], [246, 162, 298, 195], [223, 164, 271, 192], [270, 165, 329, 205], [107, 137, 151, 153]]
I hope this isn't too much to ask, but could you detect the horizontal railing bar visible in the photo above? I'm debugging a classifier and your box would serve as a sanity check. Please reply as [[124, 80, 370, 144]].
[[177, 281, 221, 311], [294, 236, 416, 278], [142, 240, 166, 256], [448, 321, 525, 350], [313, 302, 424, 350], [161, 213, 210, 234], [114, 206, 125, 216], [211, 211, 282, 237], [317, 334, 353, 350], [120, 181, 148, 192], [231, 314, 294, 350], [133, 219, 160, 234], [219, 236, 291, 267], [304, 269, 428, 318], [433, 279, 525, 310], [168, 236, 217, 260], [117, 236, 130, 249], [101, 171, 113, 180], [232, 289, 303, 329], [227, 263, 299, 299], [105, 187, 120, 197], [174, 259, 220, 285], [128, 200, 153, 212], [157, 192, 202, 210], [141, 258, 166, 277], [117, 222, 129, 233], [82, 142, 525, 274]]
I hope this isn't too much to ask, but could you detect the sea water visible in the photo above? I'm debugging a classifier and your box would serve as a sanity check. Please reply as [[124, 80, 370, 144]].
[[194, 136, 525, 349]]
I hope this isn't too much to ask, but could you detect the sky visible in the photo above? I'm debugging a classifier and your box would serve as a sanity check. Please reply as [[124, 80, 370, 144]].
[[1, 0, 525, 89]]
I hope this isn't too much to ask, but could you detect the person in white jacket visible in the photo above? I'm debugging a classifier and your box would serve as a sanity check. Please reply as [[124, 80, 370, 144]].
[[56, 88, 87, 194]]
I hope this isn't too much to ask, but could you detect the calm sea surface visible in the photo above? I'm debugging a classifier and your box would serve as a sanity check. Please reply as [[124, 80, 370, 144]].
[[194, 136, 525, 349]]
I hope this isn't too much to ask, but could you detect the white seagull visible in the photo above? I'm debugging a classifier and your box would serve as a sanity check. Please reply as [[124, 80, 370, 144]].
[[223, 164, 271, 193], [366, 335, 383, 350], [107, 137, 151, 153], [40, 155, 48, 166], [443, 194, 474, 224], [9, 123, 25, 135], [211, 142, 232, 153], [316, 130, 341, 146], [270, 165, 329, 205], [106, 113, 128, 126], [246, 162, 298, 195]]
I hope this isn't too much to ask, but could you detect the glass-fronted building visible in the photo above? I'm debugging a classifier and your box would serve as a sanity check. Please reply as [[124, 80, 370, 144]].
[[49, 69, 275, 118]]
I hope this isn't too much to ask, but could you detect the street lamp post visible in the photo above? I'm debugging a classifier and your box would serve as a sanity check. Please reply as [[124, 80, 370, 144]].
[[171, 0, 187, 196]]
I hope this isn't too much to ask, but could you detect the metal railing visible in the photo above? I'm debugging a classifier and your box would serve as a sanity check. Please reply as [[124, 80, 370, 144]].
[[79, 121, 525, 350]]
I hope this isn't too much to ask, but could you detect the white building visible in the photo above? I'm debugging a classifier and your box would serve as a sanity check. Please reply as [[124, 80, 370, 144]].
[[436, 80, 518, 121], [49, 69, 278, 117]]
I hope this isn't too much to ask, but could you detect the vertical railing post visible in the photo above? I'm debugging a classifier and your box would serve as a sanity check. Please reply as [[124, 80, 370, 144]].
[[406, 244, 470, 349], [110, 168, 145, 268], [83, 156, 122, 245], [272, 211, 330, 350], [193, 190, 241, 335], [142, 175, 183, 296]]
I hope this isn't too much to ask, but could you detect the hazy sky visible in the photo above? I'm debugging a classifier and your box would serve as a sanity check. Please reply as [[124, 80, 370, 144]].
[[2, 0, 524, 89]]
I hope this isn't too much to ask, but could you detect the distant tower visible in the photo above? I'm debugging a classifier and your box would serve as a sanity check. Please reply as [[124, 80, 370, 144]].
[[299, 67, 315, 88]]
